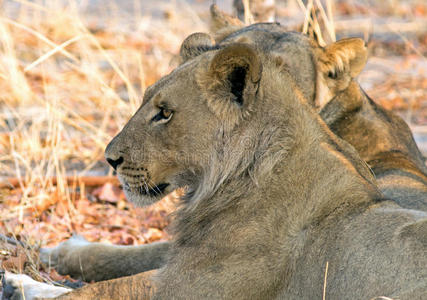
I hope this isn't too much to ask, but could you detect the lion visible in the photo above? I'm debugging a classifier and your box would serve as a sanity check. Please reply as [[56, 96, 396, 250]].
[[13, 7, 426, 293], [319, 81, 427, 210], [36, 23, 338, 285], [6, 22, 427, 299], [207, 13, 427, 211]]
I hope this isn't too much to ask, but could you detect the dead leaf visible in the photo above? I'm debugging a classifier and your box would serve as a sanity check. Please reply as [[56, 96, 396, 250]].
[[92, 182, 124, 203], [1, 248, 27, 273]]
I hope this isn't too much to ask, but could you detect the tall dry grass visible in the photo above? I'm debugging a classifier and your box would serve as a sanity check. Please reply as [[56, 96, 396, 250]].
[[0, 0, 206, 233]]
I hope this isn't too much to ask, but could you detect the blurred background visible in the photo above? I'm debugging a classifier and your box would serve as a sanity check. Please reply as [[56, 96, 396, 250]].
[[0, 0, 426, 288]]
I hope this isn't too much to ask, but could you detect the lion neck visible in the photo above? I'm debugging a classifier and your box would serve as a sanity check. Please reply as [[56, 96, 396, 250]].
[[172, 78, 380, 251], [321, 81, 427, 174]]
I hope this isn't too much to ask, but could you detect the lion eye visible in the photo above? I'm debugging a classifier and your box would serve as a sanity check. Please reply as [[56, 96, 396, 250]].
[[161, 108, 172, 119], [152, 107, 173, 123]]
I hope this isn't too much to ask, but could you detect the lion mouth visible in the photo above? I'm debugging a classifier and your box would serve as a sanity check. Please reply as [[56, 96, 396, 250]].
[[124, 182, 169, 197]]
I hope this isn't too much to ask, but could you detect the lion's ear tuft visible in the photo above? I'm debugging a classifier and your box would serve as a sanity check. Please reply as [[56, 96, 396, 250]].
[[180, 32, 215, 63], [198, 43, 262, 129]]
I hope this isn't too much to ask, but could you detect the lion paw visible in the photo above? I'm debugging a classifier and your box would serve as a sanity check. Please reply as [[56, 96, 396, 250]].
[[39, 235, 90, 279]]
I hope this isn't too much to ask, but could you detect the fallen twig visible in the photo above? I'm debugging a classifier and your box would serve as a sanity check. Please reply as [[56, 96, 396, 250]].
[[0, 176, 119, 189], [0, 233, 26, 248]]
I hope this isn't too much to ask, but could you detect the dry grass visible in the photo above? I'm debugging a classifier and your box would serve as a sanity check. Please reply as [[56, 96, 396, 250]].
[[0, 0, 205, 284], [0, 1, 202, 218]]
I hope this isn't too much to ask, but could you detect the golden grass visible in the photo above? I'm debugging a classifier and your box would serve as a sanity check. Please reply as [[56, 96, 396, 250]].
[[0, 0, 204, 220], [0, 0, 205, 282]]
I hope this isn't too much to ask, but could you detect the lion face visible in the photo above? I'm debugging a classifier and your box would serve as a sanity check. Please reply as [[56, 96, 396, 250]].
[[105, 61, 217, 205], [105, 44, 263, 205], [105, 25, 368, 206]]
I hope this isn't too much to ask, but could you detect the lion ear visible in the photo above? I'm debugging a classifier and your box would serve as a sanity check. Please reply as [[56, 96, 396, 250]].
[[198, 43, 262, 128], [324, 38, 367, 78], [179, 32, 215, 63], [316, 38, 367, 108]]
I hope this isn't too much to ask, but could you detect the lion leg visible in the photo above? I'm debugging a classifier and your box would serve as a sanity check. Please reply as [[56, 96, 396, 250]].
[[40, 235, 170, 282], [54, 270, 156, 300], [2, 271, 155, 300]]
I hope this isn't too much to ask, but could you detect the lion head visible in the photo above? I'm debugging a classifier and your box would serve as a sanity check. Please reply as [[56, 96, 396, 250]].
[[105, 42, 300, 206], [105, 19, 374, 207]]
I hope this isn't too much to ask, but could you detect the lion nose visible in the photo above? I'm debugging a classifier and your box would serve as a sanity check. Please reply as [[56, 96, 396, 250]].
[[106, 157, 124, 170]]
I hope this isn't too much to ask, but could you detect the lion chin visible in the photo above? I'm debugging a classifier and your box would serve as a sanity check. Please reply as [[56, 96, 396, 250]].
[[118, 175, 170, 205]]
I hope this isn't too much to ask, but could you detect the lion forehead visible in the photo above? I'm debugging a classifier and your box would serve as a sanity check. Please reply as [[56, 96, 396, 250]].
[[142, 58, 202, 105]]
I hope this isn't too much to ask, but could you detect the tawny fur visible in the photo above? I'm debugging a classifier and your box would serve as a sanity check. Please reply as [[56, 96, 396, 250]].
[[206, 13, 427, 211], [104, 42, 426, 299], [28, 8, 426, 299]]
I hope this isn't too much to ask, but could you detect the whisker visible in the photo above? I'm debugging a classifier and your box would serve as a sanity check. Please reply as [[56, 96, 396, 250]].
[[123, 173, 166, 196], [142, 179, 150, 194], [148, 179, 163, 195], [146, 180, 161, 195]]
